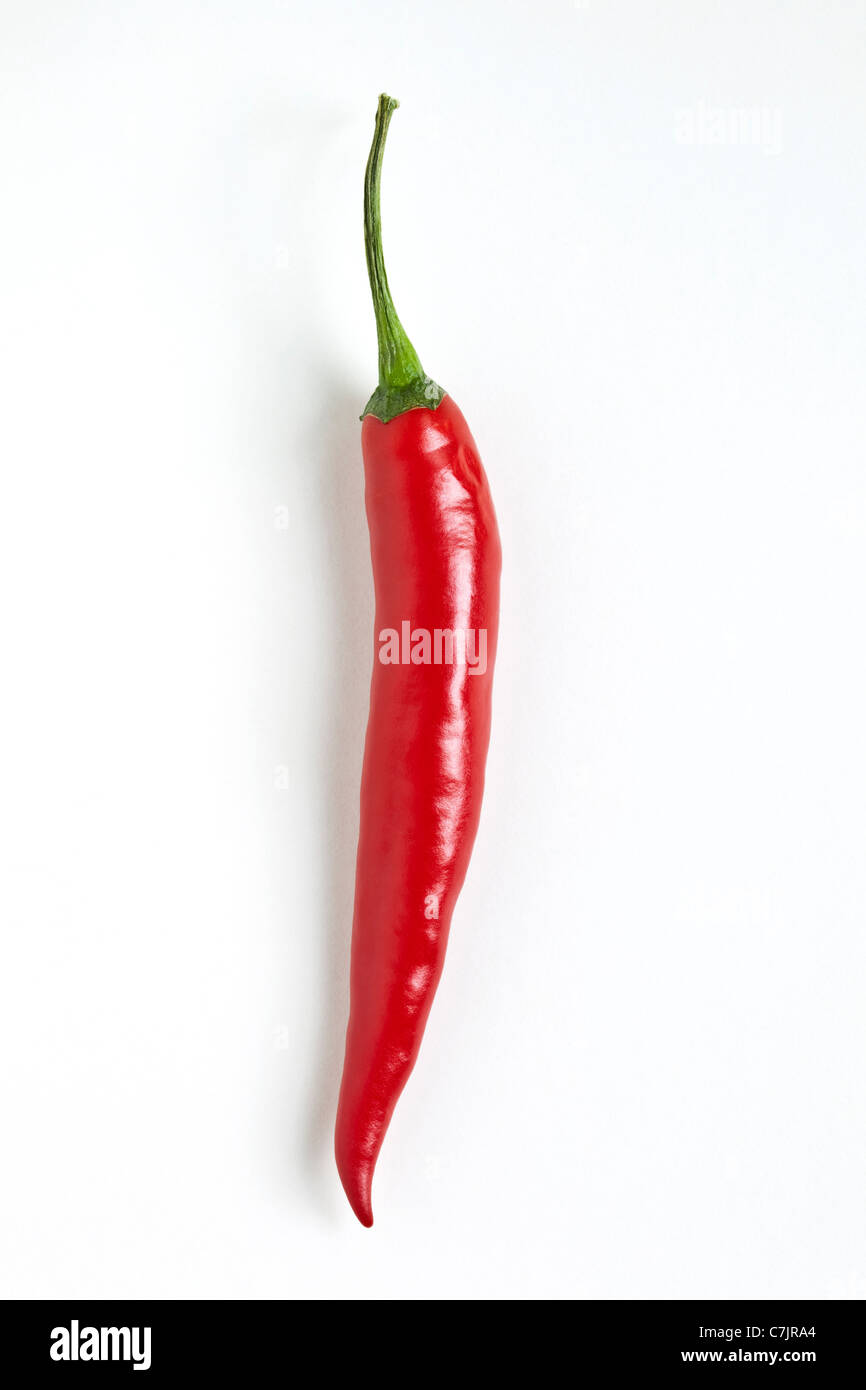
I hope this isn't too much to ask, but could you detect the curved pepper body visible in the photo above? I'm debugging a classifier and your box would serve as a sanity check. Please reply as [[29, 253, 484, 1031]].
[[335, 395, 501, 1225]]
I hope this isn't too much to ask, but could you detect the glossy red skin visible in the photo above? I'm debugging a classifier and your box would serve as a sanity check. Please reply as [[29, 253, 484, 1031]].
[[334, 395, 501, 1226]]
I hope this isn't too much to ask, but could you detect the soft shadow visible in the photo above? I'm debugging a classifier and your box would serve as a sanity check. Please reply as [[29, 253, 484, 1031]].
[[300, 372, 372, 1214], [225, 99, 373, 1218]]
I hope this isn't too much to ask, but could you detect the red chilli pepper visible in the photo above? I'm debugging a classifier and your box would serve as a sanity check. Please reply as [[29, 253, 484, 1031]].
[[334, 95, 501, 1226]]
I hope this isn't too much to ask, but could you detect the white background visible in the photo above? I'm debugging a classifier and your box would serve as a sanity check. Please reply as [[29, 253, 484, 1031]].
[[1, 0, 864, 1300]]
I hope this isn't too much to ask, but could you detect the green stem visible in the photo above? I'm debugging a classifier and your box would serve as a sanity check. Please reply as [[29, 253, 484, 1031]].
[[361, 94, 444, 423]]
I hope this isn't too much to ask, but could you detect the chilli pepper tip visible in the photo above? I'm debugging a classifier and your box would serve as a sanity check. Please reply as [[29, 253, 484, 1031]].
[[335, 1151, 374, 1228]]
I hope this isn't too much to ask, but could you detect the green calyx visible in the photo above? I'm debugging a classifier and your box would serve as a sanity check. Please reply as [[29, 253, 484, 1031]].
[[361, 94, 444, 423]]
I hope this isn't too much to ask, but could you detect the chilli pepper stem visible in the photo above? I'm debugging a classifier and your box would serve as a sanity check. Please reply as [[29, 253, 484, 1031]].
[[363, 96, 421, 388], [361, 94, 444, 423]]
